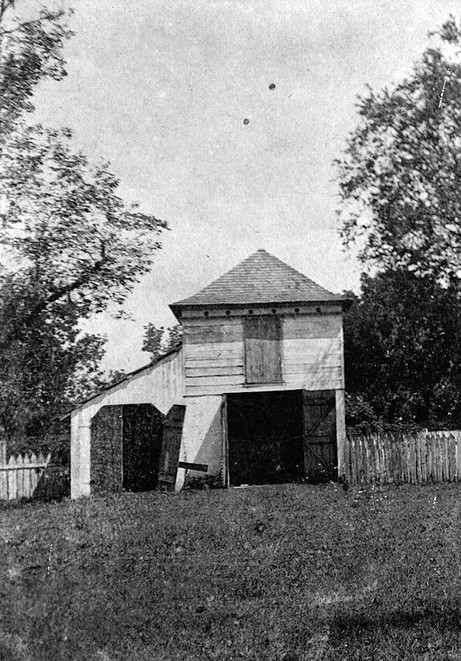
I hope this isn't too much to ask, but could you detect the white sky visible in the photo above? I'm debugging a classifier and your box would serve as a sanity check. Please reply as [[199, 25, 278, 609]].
[[32, 0, 461, 372]]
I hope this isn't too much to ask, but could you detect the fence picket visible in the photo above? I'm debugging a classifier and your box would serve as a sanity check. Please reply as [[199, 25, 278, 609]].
[[454, 431, 461, 481], [345, 429, 461, 486], [0, 451, 66, 501]]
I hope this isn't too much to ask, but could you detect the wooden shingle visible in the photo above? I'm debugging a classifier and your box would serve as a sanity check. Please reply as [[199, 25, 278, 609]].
[[171, 249, 347, 311]]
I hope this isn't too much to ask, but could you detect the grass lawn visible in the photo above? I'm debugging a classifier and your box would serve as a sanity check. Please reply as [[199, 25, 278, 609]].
[[1, 483, 461, 661]]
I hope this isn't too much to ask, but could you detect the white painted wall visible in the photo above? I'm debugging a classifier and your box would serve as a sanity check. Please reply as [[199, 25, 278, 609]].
[[175, 395, 223, 490], [71, 349, 184, 498]]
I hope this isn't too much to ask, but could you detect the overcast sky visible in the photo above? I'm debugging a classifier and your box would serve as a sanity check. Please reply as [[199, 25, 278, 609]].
[[33, 0, 461, 372]]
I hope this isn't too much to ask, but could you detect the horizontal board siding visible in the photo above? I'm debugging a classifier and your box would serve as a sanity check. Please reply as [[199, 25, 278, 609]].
[[184, 316, 344, 396], [283, 315, 342, 340], [284, 363, 342, 375], [283, 338, 342, 356], [185, 338, 245, 394], [185, 358, 244, 369], [285, 372, 343, 390], [185, 319, 243, 345], [185, 365, 243, 377], [186, 342, 244, 360], [186, 375, 244, 388], [185, 317, 243, 327], [186, 377, 343, 396], [284, 335, 343, 391]]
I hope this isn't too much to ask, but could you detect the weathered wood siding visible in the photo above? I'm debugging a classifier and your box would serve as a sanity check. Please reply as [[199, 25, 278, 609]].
[[183, 311, 344, 396], [283, 315, 343, 391]]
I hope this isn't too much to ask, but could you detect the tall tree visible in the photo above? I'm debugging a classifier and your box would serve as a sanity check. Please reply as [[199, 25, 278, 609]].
[[343, 269, 461, 429], [336, 17, 461, 283], [0, 3, 167, 445]]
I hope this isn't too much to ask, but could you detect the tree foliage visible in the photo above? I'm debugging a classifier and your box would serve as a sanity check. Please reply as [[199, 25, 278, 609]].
[[0, 2, 167, 446], [343, 269, 461, 430], [336, 17, 461, 282], [142, 323, 182, 362], [0, 0, 72, 141]]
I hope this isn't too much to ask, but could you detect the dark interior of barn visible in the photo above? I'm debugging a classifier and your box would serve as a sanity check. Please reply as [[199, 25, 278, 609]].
[[227, 391, 305, 486], [226, 389, 338, 486]]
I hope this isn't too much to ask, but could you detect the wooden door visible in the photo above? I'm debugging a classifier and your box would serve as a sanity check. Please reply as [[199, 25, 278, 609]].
[[302, 390, 337, 482], [90, 405, 123, 493], [157, 405, 186, 490], [122, 404, 164, 492]]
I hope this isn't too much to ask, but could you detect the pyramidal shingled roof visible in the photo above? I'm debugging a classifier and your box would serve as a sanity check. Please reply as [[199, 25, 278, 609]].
[[170, 249, 347, 310]]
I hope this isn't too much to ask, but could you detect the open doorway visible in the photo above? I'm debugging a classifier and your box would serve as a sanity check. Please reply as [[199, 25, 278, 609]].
[[227, 391, 304, 486], [90, 403, 164, 493], [226, 389, 337, 486]]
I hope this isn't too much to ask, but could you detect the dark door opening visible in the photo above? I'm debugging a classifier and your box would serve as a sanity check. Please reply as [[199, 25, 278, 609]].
[[91, 403, 164, 494], [227, 391, 304, 486], [122, 404, 164, 492]]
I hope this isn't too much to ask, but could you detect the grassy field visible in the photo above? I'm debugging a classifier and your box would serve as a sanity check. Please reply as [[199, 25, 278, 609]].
[[1, 483, 461, 661]]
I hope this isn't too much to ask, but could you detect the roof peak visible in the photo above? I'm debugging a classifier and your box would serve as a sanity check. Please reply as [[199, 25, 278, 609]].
[[170, 249, 347, 311]]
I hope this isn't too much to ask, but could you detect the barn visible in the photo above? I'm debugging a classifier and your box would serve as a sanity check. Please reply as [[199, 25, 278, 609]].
[[70, 249, 350, 498]]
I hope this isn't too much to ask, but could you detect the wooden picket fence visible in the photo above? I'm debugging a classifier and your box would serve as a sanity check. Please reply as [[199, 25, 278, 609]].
[[0, 452, 68, 501], [344, 430, 461, 486]]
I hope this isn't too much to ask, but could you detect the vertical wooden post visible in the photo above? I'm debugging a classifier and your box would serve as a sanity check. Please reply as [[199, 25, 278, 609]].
[[335, 389, 346, 481], [221, 395, 229, 488]]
